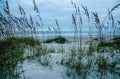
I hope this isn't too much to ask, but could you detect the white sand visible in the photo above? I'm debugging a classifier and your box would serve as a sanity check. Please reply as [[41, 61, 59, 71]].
[[20, 41, 120, 79]]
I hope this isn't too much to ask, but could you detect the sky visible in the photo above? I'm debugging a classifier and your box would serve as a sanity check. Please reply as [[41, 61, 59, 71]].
[[0, 0, 120, 31]]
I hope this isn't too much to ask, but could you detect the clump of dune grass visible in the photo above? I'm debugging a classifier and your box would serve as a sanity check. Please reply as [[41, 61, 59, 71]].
[[43, 36, 68, 44], [64, 1, 120, 79], [98, 36, 120, 49], [0, 36, 41, 79], [0, 0, 43, 78], [17, 37, 40, 46]]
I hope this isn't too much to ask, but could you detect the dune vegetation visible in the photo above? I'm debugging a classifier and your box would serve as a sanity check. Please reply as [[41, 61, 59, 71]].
[[0, 0, 120, 79]]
